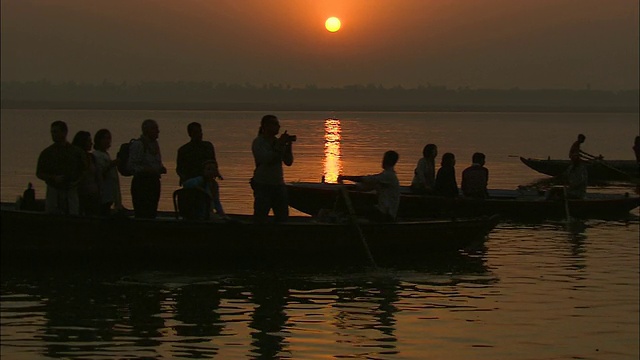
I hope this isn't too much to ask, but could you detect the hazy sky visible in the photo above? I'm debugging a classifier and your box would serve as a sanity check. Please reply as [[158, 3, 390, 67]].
[[1, 0, 638, 90]]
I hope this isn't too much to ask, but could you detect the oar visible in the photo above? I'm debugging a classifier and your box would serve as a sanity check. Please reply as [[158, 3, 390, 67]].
[[586, 158, 633, 180], [562, 186, 573, 225], [338, 183, 378, 268]]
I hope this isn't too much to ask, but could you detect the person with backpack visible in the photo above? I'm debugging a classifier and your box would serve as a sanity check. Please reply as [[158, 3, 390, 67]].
[[128, 119, 167, 219]]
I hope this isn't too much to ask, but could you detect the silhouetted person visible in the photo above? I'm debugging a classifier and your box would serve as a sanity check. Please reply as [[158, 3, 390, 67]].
[[176, 122, 220, 185], [569, 134, 600, 161], [93, 129, 122, 216], [338, 150, 400, 222], [21, 182, 36, 210], [569, 134, 585, 159], [251, 115, 294, 223], [565, 153, 588, 199], [129, 119, 167, 219], [36, 121, 86, 214], [182, 160, 227, 219], [633, 136, 640, 163], [410, 144, 437, 194], [434, 152, 459, 198], [461, 152, 489, 199], [72, 131, 102, 216]]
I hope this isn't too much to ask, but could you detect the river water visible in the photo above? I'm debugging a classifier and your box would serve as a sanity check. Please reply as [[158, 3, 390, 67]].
[[1, 110, 638, 359]]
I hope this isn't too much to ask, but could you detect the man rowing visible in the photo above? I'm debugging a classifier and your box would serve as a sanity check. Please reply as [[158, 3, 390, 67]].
[[569, 134, 602, 161]]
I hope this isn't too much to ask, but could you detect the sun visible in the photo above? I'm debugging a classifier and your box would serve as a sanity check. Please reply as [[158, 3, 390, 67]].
[[325, 17, 341, 33]]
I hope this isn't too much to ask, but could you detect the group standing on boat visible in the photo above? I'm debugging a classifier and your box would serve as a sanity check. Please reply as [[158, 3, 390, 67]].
[[33, 115, 297, 223], [33, 118, 637, 222]]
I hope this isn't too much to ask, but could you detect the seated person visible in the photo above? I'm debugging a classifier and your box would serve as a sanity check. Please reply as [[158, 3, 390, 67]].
[[410, 144, 437, 194], [461, 152, 489, 199], [434, 152, 459, 198], [182, 160, 227, 219], [338, 150, 400, 222]]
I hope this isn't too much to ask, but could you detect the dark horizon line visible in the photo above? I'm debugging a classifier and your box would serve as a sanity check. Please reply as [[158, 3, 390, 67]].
[[2, 100, 638, 114], [1, 79, 638, 92]]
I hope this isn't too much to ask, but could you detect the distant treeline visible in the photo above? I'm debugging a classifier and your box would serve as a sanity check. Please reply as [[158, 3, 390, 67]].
[[1, 80, 638, 112]]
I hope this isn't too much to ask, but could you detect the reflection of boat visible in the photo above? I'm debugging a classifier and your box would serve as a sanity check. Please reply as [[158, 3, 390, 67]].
[[286, 182, 640, 221], [0, 202, 499, 267], [520, 157, 639, 181]]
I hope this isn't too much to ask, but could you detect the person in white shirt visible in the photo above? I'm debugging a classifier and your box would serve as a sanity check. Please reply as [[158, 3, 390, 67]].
[[338, 150, 400, 222], [93, 129, 122, 216], [410, 143, 437, 194]]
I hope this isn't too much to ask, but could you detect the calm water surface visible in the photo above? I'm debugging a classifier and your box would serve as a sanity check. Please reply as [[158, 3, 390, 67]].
[[1, 110, 639, 359]]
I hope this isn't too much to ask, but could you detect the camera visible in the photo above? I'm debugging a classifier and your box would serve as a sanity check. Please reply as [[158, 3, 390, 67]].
[[284, 134, 297, 142]]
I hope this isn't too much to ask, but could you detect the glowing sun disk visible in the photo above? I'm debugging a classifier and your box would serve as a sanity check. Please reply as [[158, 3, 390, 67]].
[[325, 17, 341, 33]]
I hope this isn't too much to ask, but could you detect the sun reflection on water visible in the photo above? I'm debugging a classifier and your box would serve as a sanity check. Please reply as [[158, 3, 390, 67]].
[[323, 118, 342, 183]]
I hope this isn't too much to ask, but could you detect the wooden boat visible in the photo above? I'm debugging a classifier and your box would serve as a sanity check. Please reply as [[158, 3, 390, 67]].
[[286, 182, 640, 221], [0, 202, 499, 267], [520, 156, 639, 181]]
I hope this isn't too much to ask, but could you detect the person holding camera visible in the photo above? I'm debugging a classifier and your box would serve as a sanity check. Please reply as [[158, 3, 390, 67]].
[[251, 114, 295, 223]]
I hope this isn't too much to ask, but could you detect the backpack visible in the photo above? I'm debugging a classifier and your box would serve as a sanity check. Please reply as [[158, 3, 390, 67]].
[[116, 139, 138, 177]]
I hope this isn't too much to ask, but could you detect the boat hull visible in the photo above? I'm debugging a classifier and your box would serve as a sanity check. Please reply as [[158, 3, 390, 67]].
[[520, 157, 639, 181], [1, 203, 498, 267], [286, 182, 640, 221]]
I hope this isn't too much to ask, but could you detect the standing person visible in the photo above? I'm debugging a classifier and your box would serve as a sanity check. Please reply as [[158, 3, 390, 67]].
[[633, 136, 640, 163], [36, 121, 86, 214], [338, 150, 400, 222], [461, 152, 489, 199], [72, 131, 101, 216], [565, 153, 588, 199], [93, 129, 122, 216], [129, 119, 167, 219], [251, 114, 294, 223], [410, 144, 437, 194], [176, 122, 220, 185], [434, 152, 459, 198]]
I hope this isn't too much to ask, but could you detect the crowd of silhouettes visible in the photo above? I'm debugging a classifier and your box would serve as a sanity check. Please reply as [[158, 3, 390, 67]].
[[35, 119, 633, 221]]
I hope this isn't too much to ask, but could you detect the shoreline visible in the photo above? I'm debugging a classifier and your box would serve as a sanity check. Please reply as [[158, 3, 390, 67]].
[[2, 100, 638, 113]]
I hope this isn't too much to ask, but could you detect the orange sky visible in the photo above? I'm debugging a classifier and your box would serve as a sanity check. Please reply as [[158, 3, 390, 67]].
[[1, 0, 638, 89]]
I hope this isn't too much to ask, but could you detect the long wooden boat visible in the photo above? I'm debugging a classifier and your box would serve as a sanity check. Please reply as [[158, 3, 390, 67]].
[[286, 182, 640, 221], [0, 202, 499, 267], [520, 156, 639, 181]]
